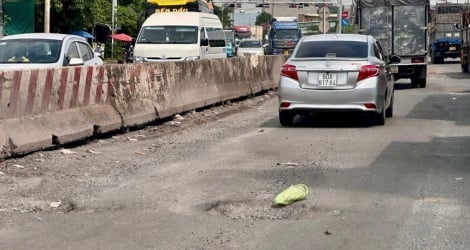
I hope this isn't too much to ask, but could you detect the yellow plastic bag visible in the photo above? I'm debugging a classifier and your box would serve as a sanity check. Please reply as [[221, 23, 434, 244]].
[[273, 184, 309, 205]]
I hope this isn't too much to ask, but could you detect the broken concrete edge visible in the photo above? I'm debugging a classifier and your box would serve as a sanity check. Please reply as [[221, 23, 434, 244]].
[[0, 105, 123, 159]]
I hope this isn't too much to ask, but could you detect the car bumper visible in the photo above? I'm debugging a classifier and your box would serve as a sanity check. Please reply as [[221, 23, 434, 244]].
[[278, 77, 384, 113]]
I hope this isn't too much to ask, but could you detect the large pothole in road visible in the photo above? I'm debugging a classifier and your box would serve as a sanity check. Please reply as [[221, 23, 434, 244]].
[[205, 199, 341, 221]]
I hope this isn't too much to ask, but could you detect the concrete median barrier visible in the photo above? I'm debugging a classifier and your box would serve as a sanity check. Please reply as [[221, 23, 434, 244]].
[[0, 55, 284, 158], [0, 66, 122, 157]]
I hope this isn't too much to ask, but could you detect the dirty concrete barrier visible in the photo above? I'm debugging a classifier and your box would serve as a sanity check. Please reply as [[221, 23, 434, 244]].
[[0, 66, 122, 157], [0, 55, 284, 158], [109, 56, 283, 124]]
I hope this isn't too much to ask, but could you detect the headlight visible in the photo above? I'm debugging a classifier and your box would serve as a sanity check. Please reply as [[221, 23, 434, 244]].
[[134, 56, 144, 63]]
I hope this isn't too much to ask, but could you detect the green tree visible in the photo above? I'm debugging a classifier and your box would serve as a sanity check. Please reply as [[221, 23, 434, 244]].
[[214, 5, 233, 29], [342, 24, 356, 34], [255, 11, 271, 26], [34, 0, 142, 36]]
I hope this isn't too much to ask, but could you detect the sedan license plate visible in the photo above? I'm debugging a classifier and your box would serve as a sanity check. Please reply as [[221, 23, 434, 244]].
[[449, 46, 456, 51], [318, 73, 337, 87]]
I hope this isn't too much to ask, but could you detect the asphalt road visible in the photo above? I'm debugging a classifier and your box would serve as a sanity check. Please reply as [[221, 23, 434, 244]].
[[1, 60, 469, 249]]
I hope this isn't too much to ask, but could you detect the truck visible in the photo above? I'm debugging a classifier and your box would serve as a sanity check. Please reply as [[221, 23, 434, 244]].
[[429, 3, 466, 64], [461, 9, 470, 73], [267, 17, 302, 56], [356, 0, 429, 88], [233, 25, 251, 40]]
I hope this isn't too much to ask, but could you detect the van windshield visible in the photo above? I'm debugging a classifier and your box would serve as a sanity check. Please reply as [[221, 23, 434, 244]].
[[137, 26, 198, 44]]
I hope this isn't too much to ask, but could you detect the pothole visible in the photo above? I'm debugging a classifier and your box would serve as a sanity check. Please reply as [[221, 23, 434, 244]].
[[205, 199, 341, 221], [0, 198, 77, 214]]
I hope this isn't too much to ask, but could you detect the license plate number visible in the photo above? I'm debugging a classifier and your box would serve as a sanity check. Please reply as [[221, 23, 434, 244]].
[[318, 73, 337, 86], [449, 46, 456, 51]]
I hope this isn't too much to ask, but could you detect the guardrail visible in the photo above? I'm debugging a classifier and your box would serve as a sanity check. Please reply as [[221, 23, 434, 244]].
[[0, 55, 284, 159]]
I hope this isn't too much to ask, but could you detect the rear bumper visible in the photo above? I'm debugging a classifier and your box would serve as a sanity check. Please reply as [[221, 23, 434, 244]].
[[278, 77, 385, 113], [434, 51, 460, 59], [394, 60, 427, 80]]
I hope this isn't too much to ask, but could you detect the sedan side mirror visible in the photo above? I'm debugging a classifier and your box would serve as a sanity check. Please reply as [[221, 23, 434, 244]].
[[68, 57, 85, 66]]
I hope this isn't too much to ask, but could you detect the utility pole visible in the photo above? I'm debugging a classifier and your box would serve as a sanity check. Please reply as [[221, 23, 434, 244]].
[[44, 0, 50, 33], [337, 0, 342, 34], [112, 0, 117, 59]]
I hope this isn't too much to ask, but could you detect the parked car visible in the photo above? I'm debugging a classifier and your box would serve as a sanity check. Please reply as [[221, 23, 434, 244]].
[[225, 39, 234, 57], [0, 33, 103, 69], [236, 39, 265, 57], [278, 34, 401, 126]]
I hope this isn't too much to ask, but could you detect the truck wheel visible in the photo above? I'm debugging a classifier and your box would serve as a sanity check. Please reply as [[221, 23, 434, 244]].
[[418, 78, 426, 88], [462, 62, 469, 73], [410, 78, 418, 88], [279, 110, 295, 126], [461, 48, 469, 73]]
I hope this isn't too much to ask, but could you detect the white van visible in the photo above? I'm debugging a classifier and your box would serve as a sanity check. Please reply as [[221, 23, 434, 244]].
[[134, 12, 226, 62]]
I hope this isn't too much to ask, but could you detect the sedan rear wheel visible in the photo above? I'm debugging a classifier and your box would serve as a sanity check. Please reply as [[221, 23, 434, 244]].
[[279, 110, 295, 126], [374, 100, 386, 126], [385, 92, 394, 118]]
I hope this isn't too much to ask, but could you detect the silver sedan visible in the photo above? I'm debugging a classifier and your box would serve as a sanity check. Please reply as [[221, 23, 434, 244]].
[[278, 34, 401, 126]]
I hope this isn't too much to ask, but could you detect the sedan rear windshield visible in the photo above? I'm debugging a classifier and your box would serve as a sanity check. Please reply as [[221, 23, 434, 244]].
[[295, 41, 368, 58]]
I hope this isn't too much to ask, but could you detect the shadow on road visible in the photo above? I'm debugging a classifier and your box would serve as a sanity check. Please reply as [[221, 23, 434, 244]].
[[442, 72, 470, 79], [407, 94, 470, 126], [394, 82, 414, 90], [247, 135, 470, 202], [261, 112, 377, 129]]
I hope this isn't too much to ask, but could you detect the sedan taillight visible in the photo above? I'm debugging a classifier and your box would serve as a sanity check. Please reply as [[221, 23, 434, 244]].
[[357, 65, 379, 82], [281, 64, 298, 81]]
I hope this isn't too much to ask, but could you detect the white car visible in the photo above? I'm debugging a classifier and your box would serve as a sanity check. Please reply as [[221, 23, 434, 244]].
[[236, 39, 265, 57], [0, 33, 103, 69]]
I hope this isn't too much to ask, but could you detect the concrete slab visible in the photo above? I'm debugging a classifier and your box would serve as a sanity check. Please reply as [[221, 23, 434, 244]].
[[0, 125, 10, 158]]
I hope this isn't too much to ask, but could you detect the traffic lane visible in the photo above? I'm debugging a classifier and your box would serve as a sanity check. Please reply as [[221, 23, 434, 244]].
[[250, 64, 470, 248], [1, 65, 470, 249]]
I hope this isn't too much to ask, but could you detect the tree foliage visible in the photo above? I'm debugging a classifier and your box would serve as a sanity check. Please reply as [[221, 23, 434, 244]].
[[34, 0, 143, 36], [255, 12, 271, 26], [214, 5, 233, 29], [341, 24, 356, 34]]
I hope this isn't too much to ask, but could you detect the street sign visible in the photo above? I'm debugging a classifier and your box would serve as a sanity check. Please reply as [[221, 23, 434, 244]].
[[341, 18, 349, 27], [318, 6, 330, 19], [319, 20, 329, 33], [342, 11, 348, 18]]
